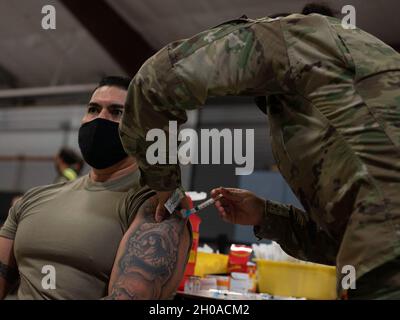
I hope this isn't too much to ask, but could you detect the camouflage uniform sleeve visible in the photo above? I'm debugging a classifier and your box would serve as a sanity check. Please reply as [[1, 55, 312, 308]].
[[254, 200, 339, 265], [120, 20, 284, 190]]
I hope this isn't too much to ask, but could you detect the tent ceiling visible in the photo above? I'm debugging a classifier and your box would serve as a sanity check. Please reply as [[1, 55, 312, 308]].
[[0, 0, 398, 89]]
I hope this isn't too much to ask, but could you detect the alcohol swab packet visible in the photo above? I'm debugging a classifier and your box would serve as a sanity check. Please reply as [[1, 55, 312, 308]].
[[164, 187, 186, 214], [179, 194, 223, 218]]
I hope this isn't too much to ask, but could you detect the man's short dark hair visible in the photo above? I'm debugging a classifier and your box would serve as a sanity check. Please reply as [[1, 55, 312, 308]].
[[302, 2, 335, 17], [95, 76, 131, 92]]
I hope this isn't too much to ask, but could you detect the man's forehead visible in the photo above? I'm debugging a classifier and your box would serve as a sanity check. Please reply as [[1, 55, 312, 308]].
[[90, 85, 127, 105]]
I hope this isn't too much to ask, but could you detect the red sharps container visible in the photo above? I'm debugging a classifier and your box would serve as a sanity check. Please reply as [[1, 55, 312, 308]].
[[178, 196, 202, 291]]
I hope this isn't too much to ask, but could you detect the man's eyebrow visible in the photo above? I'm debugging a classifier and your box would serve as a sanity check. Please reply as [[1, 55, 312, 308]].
[[107, 104, 125, 109], [87, 102, 101, 108]]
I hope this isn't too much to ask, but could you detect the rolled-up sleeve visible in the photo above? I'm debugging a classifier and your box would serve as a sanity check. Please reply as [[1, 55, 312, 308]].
[[0, 199, 22, 240]]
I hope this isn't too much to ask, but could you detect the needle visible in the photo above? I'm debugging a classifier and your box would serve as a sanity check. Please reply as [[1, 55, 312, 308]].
[[180, 194, 223, 218]]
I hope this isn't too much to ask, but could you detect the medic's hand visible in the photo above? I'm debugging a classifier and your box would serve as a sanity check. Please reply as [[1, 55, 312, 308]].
[[155, 191, 190, 223], [211, 187, 265, 226]]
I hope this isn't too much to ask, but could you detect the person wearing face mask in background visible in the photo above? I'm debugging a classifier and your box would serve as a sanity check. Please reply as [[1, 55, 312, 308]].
[[0, 76, 191, 300]]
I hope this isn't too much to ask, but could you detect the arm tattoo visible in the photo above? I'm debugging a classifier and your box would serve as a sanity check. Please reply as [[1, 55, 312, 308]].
[[107, 199, 186, 300], [0, 261, 18, 284]]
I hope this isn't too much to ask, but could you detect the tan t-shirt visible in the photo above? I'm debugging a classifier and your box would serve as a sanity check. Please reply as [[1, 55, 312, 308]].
[[0, 170, 153, 299]]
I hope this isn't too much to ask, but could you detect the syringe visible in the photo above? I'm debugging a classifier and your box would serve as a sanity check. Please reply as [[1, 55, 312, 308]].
[[179, 194, 223, 218]]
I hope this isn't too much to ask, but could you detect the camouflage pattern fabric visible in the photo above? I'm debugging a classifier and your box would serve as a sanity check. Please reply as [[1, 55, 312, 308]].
[[120, 14, 400, 297], [347, 256, 400, 299]]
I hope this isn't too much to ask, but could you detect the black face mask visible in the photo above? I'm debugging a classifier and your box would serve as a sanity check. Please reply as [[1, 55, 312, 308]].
[[78, 118, 128, 169]]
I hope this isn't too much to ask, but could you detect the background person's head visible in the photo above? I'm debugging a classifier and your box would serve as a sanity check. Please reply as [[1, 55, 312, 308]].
[[301, 2, 335, 17], [268, 2, 335, 19], [55, 147, 84, 175]]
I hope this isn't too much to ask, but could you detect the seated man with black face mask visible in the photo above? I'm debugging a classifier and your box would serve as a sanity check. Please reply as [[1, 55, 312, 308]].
[[0, 76, 191, 300]]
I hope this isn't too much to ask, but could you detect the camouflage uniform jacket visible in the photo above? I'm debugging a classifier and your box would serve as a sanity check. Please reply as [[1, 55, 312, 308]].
[[120, 14, 400, 293]]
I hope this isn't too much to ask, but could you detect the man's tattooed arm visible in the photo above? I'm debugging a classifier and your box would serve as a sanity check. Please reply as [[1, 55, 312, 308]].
[[104, 195, 190, 300]]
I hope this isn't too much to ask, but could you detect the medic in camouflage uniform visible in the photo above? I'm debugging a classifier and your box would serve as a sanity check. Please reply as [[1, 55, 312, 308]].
[[120, 14, 400, 299]]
